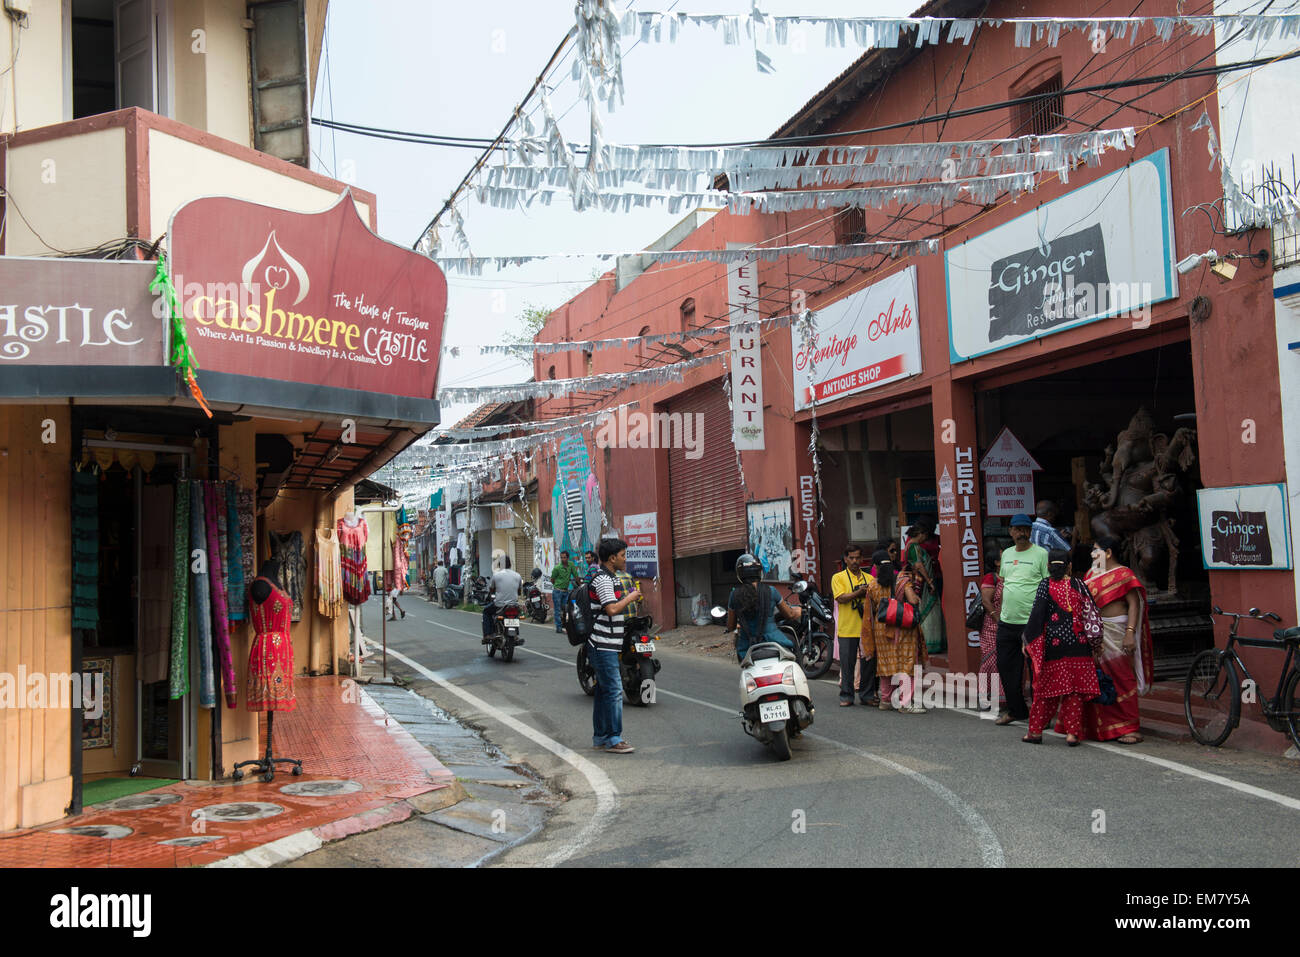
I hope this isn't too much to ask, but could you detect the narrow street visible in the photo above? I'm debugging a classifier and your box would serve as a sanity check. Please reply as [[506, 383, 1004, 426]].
[[363, 598, 1300, 868]]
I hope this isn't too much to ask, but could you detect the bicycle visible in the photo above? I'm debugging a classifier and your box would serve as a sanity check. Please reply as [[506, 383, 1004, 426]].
[[1183, 606, 1300, 748]]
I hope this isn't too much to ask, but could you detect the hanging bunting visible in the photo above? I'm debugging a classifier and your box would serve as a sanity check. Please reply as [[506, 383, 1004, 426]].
[[796, 310, 826, 524], [422, 401, 642, 440], [437, 351, 723, 405], [1191, 110, 1300, 232], [437, 236, 943, 276]]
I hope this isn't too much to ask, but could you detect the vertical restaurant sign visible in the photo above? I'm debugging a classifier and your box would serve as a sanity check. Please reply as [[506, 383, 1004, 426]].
[[945, 148, 1177, 361], [169, 192, 446, 399], [979, 427, 1041, 517], [1196, 484, 1292, 570], [624, 512, 659, 579], [727, 247, 765, 450], [0, 258, 163, 365], [792, 265, 921, 411]]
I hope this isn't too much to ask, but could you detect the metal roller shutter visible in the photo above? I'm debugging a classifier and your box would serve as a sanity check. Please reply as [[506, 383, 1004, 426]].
[[668, 383, 747, 557], [513, 535, 534, 576]]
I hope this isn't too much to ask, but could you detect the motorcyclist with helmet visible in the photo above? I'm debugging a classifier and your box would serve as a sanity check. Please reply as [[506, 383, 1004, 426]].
[[725, 554, 801, 663]]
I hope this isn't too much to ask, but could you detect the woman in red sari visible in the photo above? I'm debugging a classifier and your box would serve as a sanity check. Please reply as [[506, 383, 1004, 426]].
[[1077, 535, 1153, 744], [978, 546, 1004, 708]]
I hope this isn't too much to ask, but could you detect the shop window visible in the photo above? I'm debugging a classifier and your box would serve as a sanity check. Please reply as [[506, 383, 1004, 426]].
[[1011, 61, 1065, 137], [835, 206, 867, 245]]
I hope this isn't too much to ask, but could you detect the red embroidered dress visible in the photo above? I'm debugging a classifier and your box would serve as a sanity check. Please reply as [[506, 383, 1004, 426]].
[[338, 517, 370, 605], [248, 578, 296, 712]]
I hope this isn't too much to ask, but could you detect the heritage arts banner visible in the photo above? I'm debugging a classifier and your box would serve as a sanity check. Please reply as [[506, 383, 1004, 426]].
[[169, 193, 447, 399], [792, 265, 921, 411]]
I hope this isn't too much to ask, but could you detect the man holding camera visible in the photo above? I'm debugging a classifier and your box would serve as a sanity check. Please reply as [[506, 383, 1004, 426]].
[[832, 543, 879, 707]]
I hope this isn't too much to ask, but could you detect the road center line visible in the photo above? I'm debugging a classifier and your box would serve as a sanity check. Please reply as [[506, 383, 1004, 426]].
[[364, 635, 618, 868]]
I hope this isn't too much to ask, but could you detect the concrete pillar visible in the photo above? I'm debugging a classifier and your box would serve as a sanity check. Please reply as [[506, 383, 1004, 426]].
[[931, 376, 982, 674]]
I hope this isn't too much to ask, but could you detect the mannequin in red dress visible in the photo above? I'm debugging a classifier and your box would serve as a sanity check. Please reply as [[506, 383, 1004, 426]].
[[232, 560, 304, 783]]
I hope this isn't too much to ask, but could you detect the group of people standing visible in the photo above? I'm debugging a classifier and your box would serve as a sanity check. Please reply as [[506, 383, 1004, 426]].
[[979, 509, 1154, 746]]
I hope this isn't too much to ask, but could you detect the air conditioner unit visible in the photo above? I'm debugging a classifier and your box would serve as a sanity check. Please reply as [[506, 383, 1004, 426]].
[[849, 506, 877, 542]]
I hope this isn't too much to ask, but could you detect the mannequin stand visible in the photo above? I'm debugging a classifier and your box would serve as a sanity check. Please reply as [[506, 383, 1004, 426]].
[[231, 712, 303, 783]]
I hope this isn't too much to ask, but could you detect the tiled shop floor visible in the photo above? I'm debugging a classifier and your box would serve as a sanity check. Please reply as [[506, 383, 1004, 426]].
[[0, 677, 453, 867]]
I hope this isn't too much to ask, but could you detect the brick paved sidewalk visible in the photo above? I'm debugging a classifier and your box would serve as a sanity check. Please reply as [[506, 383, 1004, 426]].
[[0, 676, 454, 867]]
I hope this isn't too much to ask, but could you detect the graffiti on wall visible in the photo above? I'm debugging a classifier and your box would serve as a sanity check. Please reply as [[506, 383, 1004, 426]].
[[551, 434, 603, 557]]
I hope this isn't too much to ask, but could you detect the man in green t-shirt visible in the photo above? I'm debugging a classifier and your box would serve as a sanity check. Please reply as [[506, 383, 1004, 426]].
[[994, 513, 1049, 725], [550, 551, 578, 634]]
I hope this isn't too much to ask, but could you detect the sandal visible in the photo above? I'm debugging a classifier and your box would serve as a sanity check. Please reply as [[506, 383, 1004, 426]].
[[1116, 733, 1143, 744], [994, 713, 1014, 726], [1021, 734, 1042, 744], [1066, 735, 1080, 747], [839, 700, 854, 707]]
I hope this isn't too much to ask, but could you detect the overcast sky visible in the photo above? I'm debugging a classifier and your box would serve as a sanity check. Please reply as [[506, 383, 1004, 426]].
[[312, 1, 919, 428]]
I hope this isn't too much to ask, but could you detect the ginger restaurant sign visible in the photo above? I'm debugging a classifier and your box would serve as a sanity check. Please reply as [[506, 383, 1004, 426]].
[[169, 193, 446, 399]]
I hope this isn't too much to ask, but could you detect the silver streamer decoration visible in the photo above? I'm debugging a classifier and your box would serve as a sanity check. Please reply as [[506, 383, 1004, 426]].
[[574, 0, 625, 111], [720, 367, 748, 495], [437, 351, 723, 405], [422, 401, 642, 440], [1191, 110, 1300, 232], [436, 236, 942, 276], [476, 169, 1041, 216], [796, 310, 825, 525], [617, 10, 1300, 53]]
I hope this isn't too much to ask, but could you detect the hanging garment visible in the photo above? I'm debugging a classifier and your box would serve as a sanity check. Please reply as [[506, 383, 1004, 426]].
[[191, 480, 215, 708], [364, 511, 386, 570], [316, 527, 344, 618], [338, 517, 370, 605], [268, 530, 306, 621], [226, 483, 246, 621], [247, 577, 297, 712], [169, 481, 190, 699], [385, 529, 410, 595], [216, 485, 230, 610], [204, 482, 238, 708], [237, 489, 256, 602], [71, 469, 99, 631], [137, 483, 175, 685]]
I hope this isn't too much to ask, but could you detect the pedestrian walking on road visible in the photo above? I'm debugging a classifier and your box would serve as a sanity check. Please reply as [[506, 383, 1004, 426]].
[[550, 550, 578, 634], [589, 538, 641, 754], [995, 514, 1049, 726], [433, 560, 448, 603], [831, 544, 879, 707], [1021, 550, 1103, 746]]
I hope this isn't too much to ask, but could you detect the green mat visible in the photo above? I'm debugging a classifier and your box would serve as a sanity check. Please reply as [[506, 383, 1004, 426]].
[[82, 776, 179, 806]]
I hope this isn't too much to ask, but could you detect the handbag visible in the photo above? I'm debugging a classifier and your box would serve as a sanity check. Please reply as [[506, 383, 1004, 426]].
[[964, 594, 986, 631], [1090, 667, 1117, 705], [876, 596, 919, 629]]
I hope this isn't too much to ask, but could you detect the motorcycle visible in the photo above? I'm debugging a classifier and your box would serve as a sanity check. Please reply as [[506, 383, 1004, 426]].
[[525, 581, 549, 624], [778, 578, 834, 680], [712, 606, 815, 761], [441, 581, 463, 609], [469, 575, 491, 606], [576, 614, 661, 705], [485, 602, 522, 663]]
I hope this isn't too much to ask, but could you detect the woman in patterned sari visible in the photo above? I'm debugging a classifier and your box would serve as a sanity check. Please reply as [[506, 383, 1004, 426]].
[[905, 521, 944, 653], [1077, 536, 1153, 744], [978, 546, 1004, 707], [861, 551, 928, 713]]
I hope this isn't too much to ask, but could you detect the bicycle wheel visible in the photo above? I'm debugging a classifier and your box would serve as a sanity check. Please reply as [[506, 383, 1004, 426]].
[[1282, 669, 1300, 752], [1184, 650, 1240, 747]]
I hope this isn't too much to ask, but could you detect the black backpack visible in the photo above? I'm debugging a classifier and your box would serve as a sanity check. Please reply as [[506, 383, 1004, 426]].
[[565, 569, 609, 646]]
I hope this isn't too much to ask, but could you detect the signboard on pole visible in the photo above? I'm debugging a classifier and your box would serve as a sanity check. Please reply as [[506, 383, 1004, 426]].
[[623, 512, 659, 579], [980, 427, 1041, 516]]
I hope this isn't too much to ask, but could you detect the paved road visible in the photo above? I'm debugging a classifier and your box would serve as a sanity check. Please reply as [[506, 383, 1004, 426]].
[[366, 597, 1300, 867]]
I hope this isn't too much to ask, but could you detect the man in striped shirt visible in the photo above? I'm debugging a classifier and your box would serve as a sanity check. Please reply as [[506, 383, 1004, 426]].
[[589, 537, 641, 754]]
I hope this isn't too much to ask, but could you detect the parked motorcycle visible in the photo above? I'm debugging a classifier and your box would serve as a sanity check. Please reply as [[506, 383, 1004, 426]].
[[576, 614, 661, 705], [485, 602, 522, 663], [778, 578, 834, 680], [525, 581, 549, 624], [712, 606, 815, 761], [441, 580, 463, 609], [468, 575, 491, 606]]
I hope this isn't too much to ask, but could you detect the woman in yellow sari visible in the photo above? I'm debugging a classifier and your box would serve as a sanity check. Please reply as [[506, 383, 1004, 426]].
[[861, 550, 928, 713]]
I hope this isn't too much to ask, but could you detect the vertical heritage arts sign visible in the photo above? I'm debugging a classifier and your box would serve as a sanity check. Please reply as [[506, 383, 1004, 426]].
[[727, 248, 765, 450], [169, 193, 447, 399]]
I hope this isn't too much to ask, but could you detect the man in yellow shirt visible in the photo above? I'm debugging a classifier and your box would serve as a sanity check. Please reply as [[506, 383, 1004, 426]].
[[831, 544, 879, 707]]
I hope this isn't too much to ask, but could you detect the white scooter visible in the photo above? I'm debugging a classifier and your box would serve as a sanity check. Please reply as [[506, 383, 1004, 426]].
[[712, 606, 815, 761]]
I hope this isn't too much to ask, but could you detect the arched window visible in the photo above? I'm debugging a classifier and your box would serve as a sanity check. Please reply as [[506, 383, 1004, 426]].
[[636, 325, 651, 364], [583, 350, 593, 376], [547, 365, 556, 380]]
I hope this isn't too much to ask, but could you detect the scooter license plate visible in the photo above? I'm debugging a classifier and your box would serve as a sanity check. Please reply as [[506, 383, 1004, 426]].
[[504, 619, 520, 628], [758, 700, 790, 723], [634, 642, 654, 654]]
